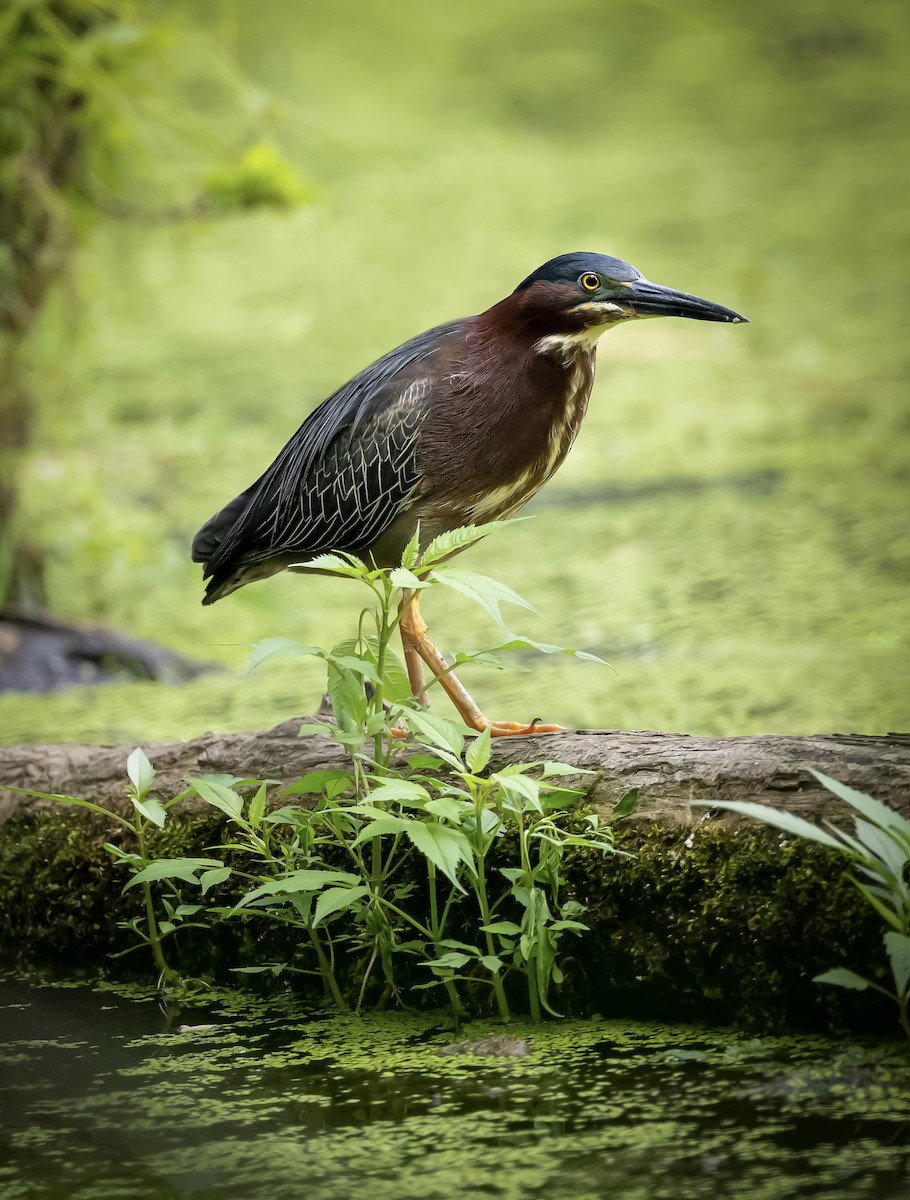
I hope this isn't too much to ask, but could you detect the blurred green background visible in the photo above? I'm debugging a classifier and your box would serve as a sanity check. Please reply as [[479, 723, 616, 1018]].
[[3, 0, 908, 745]]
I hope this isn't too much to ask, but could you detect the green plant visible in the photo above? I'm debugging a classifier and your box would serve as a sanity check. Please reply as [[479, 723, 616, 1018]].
[[7, 524, 625, 1018], [8, 749, 226, 990], [190, 717, 624, 1020], [247, 520, 602, 773], [205, 524, 622, 1019], [389, 713, 626, 1021], [694, 770, 910, 1039], [203, 141, 311, 209]]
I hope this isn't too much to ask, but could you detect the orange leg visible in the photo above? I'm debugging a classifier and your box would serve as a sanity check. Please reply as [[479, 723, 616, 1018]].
[[397, 591, 564, 737], [398, 592, 428, 702]]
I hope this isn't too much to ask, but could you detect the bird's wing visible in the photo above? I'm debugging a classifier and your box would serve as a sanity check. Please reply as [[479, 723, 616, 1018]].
[[192, 320, 464, 585]]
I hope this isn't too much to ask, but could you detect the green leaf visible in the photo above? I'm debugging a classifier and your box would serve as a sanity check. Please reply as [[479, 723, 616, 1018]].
[[406, 753, 446, 772], [2, 787, 125, 824], [246, 637, 321, 674], [431, 568, 535, 631], [538, 761, 595, 778], [378, 647, 415, 705], [691, 800, 847, 851], [190, 778, 244, 822], [810, 770, 910, 834], [131, 796, 167, 829], [490, 636, 607, 665], [123, 857, 223, 891], [479, 955, 504, 972], [194, 773, 245, 787], [296, 723, 334, 738], [351, 814, 410, 845], [404, 821, 474, 890], [400, 527, 422, 570], [327, 653, 380, 682], [363, 710, 386, 736], [884, 931, 910, 995], [313, 885, 370, 927], [495, 772, 542, 812], [327, 655, 368, 731], [480, 921, 523, 936], [264, 805, 307, 825], [365, 779, 432, 807], [424, 797, 467, 824], [292, 553, 362, 575], [390, 567, 427, 590], [200, 867, 232, 895], [281, 770, 353, 797], [813, 968, 871, 991], [401, 707, 469, 758], [104, 843, 140, 864], [418, 522, 515, 568], [236, 869, 360, 909], [248, 783, 267, 827], [849, 878, 904, 932], [853, 820, 908, 881], [465, 725, 492, 774], [612, 788, 639, 819], [126, 747, 154, 800], [451, 649, 518, 673], [428, 951, 472, 969]]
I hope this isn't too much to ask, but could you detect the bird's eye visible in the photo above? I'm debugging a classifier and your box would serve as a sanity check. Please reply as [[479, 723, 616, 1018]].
[[580, 273, 600, 292]]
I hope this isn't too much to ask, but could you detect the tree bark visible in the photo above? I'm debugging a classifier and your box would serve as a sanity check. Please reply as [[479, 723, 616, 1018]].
[[2, 716, 908, 825]]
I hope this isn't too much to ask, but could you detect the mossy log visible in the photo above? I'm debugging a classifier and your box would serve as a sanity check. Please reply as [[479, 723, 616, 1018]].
[[1, 718, 908, 1033]]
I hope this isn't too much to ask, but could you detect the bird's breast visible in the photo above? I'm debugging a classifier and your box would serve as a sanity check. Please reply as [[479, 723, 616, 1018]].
[[458, 350, 594, 523]]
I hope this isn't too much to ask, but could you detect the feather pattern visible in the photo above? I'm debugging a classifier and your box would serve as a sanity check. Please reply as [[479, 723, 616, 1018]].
[[193, 321, 462, 602]]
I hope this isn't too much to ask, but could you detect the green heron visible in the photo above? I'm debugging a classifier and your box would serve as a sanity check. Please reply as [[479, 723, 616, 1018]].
[[193, 251, 746, 735]]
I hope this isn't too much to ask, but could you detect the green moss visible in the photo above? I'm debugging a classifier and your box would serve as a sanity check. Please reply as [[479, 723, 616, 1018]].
[[564, 823, 887, 1033], [0, 805, 889, 1034]]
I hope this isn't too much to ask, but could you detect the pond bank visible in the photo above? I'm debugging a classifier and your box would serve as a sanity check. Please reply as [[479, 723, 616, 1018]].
[[2, 720, 906, 1033]]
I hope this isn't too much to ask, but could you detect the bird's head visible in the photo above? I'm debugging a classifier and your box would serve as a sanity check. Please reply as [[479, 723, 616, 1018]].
[[503, 251, 747, 354]]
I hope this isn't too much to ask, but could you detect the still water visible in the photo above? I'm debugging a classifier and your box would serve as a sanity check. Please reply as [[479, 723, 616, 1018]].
[[1, 974, 907, 1200]]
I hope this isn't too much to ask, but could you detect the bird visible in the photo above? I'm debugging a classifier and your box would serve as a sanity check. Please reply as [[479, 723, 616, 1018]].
[[193, 251, 747, 736]]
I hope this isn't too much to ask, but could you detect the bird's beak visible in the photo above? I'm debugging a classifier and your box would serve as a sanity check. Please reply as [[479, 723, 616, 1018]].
[[618, 279, 748, 324]]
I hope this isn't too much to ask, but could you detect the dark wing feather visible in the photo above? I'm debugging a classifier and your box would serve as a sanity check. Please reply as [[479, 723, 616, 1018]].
[[192, 320, 464, 602]]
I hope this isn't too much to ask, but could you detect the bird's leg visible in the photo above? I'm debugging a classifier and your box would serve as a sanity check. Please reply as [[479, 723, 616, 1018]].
[[397, 591, 563, 738], [397, 590, 428, 703]]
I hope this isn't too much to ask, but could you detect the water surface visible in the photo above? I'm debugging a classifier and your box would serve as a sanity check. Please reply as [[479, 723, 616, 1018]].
[[1, 975, 907, 1199]]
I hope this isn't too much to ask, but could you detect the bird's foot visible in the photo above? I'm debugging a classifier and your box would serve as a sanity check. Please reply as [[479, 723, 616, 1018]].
[[481, 718, 565, 738], [388, 717, 564, 741]]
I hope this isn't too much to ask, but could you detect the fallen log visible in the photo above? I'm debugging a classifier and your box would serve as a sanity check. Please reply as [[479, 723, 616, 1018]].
[[1, 716, 908, 823], [1, 719, 907, 1033]]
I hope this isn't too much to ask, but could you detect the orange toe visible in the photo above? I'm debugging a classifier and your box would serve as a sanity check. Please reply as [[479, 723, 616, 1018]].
[[487, 719, 565, 738]]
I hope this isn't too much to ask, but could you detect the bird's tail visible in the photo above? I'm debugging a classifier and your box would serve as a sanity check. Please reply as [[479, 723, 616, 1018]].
[[192, 491, 258, 604]]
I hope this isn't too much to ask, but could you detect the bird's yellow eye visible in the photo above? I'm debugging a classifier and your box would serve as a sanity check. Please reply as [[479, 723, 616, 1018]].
[[580, 273, 600, 292]]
